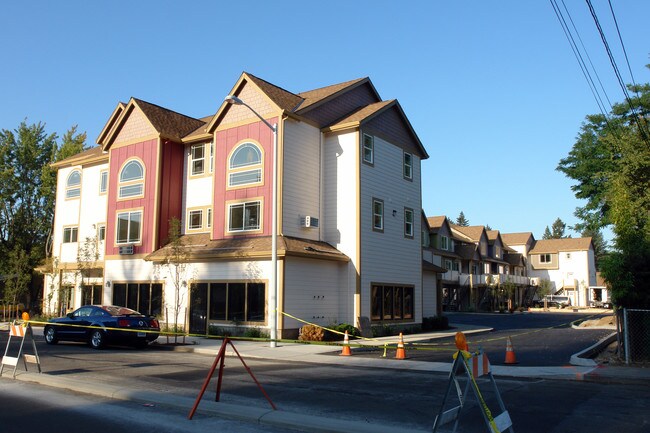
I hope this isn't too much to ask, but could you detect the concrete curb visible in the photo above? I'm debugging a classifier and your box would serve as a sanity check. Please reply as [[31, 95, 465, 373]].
[[570, 332, 618, 367], [9, 371, 424, 433]]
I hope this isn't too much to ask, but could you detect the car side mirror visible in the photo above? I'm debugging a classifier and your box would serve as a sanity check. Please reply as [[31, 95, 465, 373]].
[[66, 313, 75, 319]]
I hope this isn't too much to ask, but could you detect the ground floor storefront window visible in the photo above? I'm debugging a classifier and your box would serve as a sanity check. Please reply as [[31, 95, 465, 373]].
[[190, 282, 266, 334], [371, 284, 414, 321], [81, 285, 103, 306], [112, 283, 162, 316]]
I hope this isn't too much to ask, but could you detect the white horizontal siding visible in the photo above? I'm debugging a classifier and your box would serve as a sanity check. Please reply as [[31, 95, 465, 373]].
[[281, 120, 321, 240], [323, 132, 358, 259], [360, 134, 422, 322], [283, 257, 350, 330]]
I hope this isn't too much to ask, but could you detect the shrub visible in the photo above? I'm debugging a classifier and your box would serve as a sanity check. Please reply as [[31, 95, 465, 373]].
[[323, 323, 360, 341], [299, 324, 325, 341], [243, 327, 269, 339], [422, 316, 449, 331]]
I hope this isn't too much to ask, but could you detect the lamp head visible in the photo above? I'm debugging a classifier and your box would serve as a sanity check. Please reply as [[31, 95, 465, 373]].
[[224, 95, 243, 105]]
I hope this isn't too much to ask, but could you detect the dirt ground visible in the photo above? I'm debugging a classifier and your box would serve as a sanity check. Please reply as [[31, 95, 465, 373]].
[[576, 314, 622, 364]]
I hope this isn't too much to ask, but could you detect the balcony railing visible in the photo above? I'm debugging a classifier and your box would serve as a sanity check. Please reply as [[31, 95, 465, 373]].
[[456, 273, 530, 287]]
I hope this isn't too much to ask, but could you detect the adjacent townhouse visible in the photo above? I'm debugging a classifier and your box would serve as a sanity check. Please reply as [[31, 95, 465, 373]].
[[41, 72, 430, 338], [501, 233, 602, 307]]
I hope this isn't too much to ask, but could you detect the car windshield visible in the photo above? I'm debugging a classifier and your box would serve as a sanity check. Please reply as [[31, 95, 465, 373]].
[[103, 306, 143, 316]]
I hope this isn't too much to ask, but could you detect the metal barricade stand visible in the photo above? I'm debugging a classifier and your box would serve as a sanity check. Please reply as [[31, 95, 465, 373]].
[[432, 333, 513, 433], [1, 319, 42, 378]]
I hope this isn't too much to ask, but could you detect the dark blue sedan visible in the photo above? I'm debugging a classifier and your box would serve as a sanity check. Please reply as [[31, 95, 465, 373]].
[[44, 305, 160, 349]]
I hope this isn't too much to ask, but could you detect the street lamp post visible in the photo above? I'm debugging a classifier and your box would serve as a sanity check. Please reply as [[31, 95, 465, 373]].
[[224, 95, 278, 348]]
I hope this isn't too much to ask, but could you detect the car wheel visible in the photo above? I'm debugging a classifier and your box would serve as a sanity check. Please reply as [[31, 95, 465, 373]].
[[44, 326, 58, 344], [89, 330, 106, 349]]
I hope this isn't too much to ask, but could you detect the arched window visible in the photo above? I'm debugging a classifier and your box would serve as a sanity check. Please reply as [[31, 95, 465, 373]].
[[118, 159, 144, 198], [228, 143, 262, 187], [66, 170, 81, 198]]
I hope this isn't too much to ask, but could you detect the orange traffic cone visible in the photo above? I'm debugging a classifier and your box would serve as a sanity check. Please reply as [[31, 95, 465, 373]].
[[504, 336, 517, 364], [340, 330, 351, 356], [395, 332, 406, 360]]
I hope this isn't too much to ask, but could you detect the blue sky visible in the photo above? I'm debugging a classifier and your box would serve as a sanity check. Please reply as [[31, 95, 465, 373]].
[[2, 1, 648, 242]]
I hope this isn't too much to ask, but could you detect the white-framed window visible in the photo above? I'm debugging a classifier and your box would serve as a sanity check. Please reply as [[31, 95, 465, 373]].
[[99, 170, 108, 194], [118, 159, 144, 199], [540, 253, 552, 263], [362, 134, 374, 164], [441, 235, 449, 250], [116, 210, 142, 244], [372, 198, 384, 232], [403, 152, 413, 180], [190, 143, 205, 176], [210, 142, 214, 174], [63, 226, 78, 243], [228, 142, 263, 187], [66, 170, 81, 199], [404, 208, 414, 238], [207, 208, 212, 228], [188, 209, 203, 230], [444, 259, 452, 270], [228, 201, 261, 233], [452, 261, 460, 271], [97, 224, 106, 241], [494, 246, 500, 259]]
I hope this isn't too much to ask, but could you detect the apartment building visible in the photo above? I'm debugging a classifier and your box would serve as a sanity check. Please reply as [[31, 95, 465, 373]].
[[41, 72, 430, 338]]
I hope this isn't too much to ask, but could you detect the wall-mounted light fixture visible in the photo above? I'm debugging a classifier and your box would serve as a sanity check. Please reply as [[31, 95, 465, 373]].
[[105, 281, 111, 288]]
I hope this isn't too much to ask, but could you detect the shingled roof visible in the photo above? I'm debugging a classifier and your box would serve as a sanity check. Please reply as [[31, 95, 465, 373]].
[[501, 232, 535, 247], [245, 73, 304, 112], [529, 237, 593, 254], [145, 233, 349, 263], [296, 77, 368, 112], [51, 146, 107, 168], [133, 98, 206, 141]]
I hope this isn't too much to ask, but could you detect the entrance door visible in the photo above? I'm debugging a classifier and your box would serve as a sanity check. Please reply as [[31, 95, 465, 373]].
[[189, 283, 208, 335]]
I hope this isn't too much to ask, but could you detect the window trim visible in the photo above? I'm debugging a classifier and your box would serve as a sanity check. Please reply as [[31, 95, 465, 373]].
[[65, 169, 82, 199], [227, 141, 264, 189], [62, 226, 79, 243], [362, 133, 374, 165], [97, 224, 106, 242], [540, 253, 552, 263], [403, 152, 413, 180], [226, 199, 263, 234], [404, 207, 414, 238], [99, 169, 108, 195], [118, 158, 145, 200], [441, 235, 449, 251], [115, 209, 143, 245], [370, 284, 414, 322], [372, 198, 384, 232], [189, 143, 206, 177]]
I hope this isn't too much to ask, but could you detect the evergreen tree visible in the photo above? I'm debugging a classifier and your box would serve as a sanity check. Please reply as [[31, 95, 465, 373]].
[[455, 211, 469, 227]]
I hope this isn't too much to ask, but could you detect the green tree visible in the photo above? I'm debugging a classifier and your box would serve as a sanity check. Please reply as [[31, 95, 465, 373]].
[[581, 227, 607, 270], [456, 211, 469, 227], [0, 121, 86, 311], [542, 226, 553, 240], [557, 66, 650, 308]]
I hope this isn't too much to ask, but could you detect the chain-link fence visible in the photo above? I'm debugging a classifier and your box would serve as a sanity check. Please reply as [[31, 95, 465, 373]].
[[616, 308, 650, 364]]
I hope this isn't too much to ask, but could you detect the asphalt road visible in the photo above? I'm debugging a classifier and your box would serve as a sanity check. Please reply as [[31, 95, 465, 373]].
[[345, 311, 615, 366], [0, 379, 288, 433]]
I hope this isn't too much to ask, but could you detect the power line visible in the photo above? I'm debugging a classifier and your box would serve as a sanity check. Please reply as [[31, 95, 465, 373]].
[[607, 0, 638, 92], [585, 0, 650, 145]]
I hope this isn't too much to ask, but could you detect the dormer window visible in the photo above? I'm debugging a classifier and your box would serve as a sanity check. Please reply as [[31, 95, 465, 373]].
[[118, 159, 144, 199], [228, 142, 262, 187], [66, 170, 81, 199]]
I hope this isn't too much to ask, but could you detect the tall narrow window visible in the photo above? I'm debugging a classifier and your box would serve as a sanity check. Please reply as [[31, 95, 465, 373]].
[[403, 152, 413, 180], [207, 208, 212, 228], [228, 143, 262, 187], [116, 210, 142, 244], [118, 160, 144, 198], [99, 170, 108, 194], [372, 198, 384, 232], [404, 208, 414, 238], [228, 201, 261, 233], [209, 142, 214, 174], [190, 143, 205, 176], [97, 224, 106, 241], [362, 134, 374, 164], [66, 170, 81, 198]]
